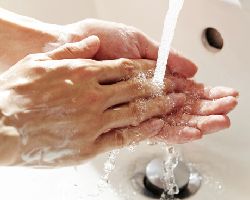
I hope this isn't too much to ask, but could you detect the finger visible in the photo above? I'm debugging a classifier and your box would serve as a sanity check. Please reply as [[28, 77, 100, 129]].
[[186, 96, 238, 115], [106, 75, 238, 109], [102, 93, 186, 129], [96, 58, 156, 84], [167, 52, 197, 78], [139, 34, 197, 78], [104, 78, 157, 108], [105, 75, 187, 108], [202, 86, 239, 99], [47, 35, 100, 60], [154, 125, 202, 144], [163, 77, 239, 100], [166, 114, 231, 134], [95, 118, 164, 151]]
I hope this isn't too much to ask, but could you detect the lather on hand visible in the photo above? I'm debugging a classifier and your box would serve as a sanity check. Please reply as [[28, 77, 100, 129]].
[[0, 37, 238, 167]]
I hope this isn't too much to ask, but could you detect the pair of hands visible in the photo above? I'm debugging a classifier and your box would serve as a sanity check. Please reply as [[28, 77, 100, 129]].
[[0, 19, 238, 166]]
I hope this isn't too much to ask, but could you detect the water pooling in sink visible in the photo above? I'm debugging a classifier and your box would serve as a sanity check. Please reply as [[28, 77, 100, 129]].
[[97, 0, 185, 199]]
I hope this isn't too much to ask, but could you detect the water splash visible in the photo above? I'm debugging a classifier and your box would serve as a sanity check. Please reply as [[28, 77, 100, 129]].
[[98, 149, 120, 192], [160, 146, 180, 200], [97, 0, 185, 199], [152, 0, 185, 199]]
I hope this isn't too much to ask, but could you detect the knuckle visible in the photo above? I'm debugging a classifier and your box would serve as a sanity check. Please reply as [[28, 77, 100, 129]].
[[129, 102, 142, 125], [157, 96, 169, 113], [118, 58, 132, 65], [24, 53, 48, 62], [127, 80, 142, 93], [117, 58, 135, 75], [164, 76, 175, 93], [130, 80, 150, 97], [63, 44, 75, 56]]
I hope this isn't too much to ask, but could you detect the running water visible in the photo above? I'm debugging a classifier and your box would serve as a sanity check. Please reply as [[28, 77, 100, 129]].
[[152, 0, 185, 199], [98, 0, 184, 199], [97, 149, 120, 192], [153, 0, 185, 86], [160, 146, 180, 200]]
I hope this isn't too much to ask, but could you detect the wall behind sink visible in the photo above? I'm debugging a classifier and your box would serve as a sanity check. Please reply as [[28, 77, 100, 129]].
[[0, 0, 98, 24]]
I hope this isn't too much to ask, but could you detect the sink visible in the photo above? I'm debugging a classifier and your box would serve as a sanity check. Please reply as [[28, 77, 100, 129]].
[[0, 0, 249, 200]]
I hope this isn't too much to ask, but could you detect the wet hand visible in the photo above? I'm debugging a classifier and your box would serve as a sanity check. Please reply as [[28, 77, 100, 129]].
[[62, 19, 197, 78], [0, 37, 186, 166], [152, 76, 238, 144]]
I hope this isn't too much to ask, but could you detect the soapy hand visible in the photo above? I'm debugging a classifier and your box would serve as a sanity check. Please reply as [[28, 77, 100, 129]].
[[56, 19, 238, 144], [106, 75, 238, 146], [0, 12, 239, 166], [0, 37, 190, 166], [0, 37, 238, 166], [46, 31, 238, 146], [152, 76, 238, 143]]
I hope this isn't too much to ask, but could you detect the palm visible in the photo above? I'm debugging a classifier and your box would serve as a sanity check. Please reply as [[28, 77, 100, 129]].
[[155, 76, 238, 143]]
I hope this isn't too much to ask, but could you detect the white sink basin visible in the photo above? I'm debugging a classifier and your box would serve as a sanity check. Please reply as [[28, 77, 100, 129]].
[[0, 0, 249, 200]]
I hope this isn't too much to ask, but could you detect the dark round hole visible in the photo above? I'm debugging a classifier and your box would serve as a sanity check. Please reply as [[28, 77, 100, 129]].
[[143, 176, 189, 199], [204, 28, 224, 50]]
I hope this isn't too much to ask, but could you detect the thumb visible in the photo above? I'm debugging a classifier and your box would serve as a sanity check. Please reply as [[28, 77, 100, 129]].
[[47, 35, 100, 60]]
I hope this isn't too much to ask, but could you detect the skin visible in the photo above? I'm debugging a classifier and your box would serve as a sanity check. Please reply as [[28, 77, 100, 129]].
[[0, 9, 238, 166], [0, 10, 197, 80], [0, 37, 238, 167]]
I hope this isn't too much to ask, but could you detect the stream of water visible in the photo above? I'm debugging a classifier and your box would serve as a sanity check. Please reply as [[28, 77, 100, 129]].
[[153, 0, 184, 199], [99, 0, 185, 199]]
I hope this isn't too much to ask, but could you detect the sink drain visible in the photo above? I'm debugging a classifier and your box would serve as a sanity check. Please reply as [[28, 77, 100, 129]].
[[130, 161, 202, 199]]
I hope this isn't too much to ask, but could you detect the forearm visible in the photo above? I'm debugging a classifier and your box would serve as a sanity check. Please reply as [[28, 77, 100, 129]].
[[0, 8, 60, 70], [0, 124, 20, 166]]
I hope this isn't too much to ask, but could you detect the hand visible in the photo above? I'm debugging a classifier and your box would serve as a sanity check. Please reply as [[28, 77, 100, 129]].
[[153, 76, 238, 144], [0, 37, 189, 166], [63, 19, 197, 78], [0, 11, 197, 79], [100, 73, 238, 146], [52, 19, 239, 144]]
